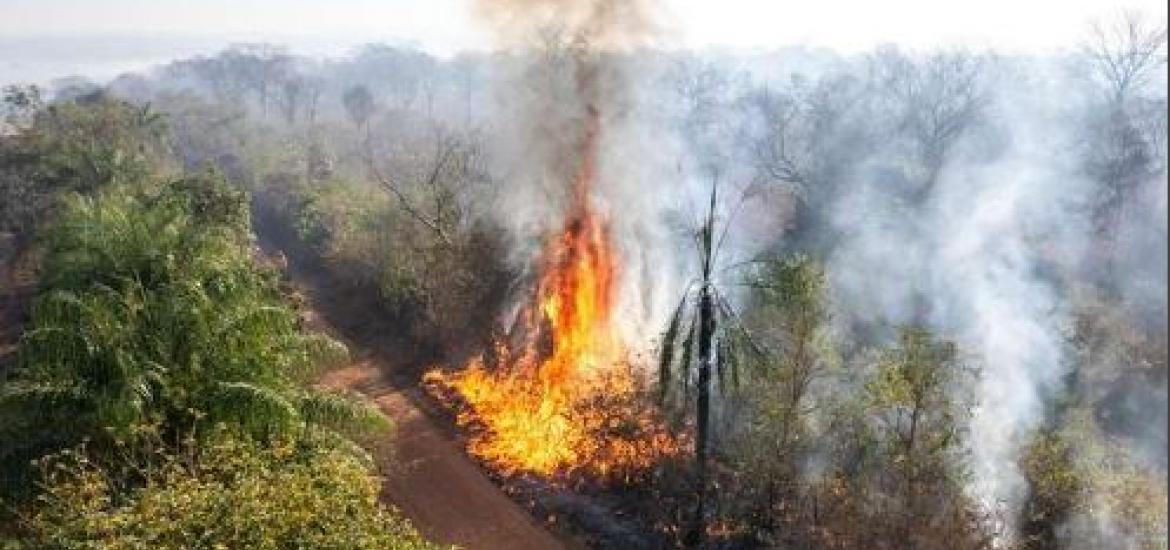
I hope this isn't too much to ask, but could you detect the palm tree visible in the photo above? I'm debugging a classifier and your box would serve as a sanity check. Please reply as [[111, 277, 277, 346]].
[[658, 181, 761, 545]]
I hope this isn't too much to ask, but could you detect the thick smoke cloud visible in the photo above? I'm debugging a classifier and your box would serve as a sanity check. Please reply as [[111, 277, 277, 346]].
[[825, 50, 1165, 541]]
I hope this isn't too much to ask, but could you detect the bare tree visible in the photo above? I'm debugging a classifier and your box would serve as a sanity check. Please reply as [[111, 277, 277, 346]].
[[303, 77, 325, 125], [1080, 11, 1168, 270], [224, 44, 292, 118], [746, 84, 811, 192], [870, 48, 990, 196], [669, 56, 736, 175], [742, 72, 870, 248], [1083, 11, 1168, 104], [363, 122, 488, 247]]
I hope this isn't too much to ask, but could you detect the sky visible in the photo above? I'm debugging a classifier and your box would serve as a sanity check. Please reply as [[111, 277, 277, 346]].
[[1, 0, 1166, 84]]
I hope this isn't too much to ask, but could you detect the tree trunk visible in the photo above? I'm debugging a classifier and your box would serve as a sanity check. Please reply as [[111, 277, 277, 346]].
[[687, 281, 716, 546], [686, 181, 719, 547]]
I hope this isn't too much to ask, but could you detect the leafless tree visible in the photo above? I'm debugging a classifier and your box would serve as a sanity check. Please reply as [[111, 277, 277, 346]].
[[363, 121, 488, 247], [746, 85, 811, 193], [870, 48, 990, 195], [669, 56, 737, 175], [1080, 12, 1168, 257], [303, 77, 325, 125], [742, 72, 869, 246], [1083, 11, 1168, 104]]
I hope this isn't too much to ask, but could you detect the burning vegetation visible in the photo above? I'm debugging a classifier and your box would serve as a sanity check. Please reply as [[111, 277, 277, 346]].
[[425, 110, 679, 481]]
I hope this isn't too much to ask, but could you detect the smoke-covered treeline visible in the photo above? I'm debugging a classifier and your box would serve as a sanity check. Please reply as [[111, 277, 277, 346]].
[[1, 8, 1165, 549]]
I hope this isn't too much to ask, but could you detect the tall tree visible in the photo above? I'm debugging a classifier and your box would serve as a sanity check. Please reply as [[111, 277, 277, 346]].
[[343, 84, 377, 137], [659, 182, 761, 545], [865, 326, 975, 544]]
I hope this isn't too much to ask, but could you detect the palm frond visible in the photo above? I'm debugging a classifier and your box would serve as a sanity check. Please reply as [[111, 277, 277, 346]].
[[297, 391, 389, 438], [658, 292, 691, 401], [679, 314, 698, 402], [208, 381, 300, 437]]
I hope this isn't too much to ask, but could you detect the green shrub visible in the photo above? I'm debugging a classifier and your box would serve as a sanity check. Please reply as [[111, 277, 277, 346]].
[[19, 427, 447, 550], [1, 176, 385, 495], [0, 93, 171, 233]]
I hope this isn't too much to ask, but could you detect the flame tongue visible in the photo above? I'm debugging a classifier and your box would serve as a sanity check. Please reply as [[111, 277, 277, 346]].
[[425, 113, 676, 480], [532, 125, 616, 389]]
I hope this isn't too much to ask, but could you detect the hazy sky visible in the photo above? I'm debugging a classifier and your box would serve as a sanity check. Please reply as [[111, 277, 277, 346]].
[[2, 0, 1166, 54], [1, 0, 1166, 86]]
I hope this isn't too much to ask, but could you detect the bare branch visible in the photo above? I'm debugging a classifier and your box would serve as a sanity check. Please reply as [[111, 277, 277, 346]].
[[362, 138, 454, 247]]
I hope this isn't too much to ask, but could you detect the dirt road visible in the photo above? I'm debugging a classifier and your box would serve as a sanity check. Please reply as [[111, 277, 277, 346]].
[[261, 241, 573, 550]]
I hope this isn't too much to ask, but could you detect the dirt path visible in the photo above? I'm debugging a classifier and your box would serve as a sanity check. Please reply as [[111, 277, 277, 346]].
[[259, 240, 574, 550]]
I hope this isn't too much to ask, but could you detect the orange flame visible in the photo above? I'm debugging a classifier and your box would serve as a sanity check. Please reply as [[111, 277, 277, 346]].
[[424, 112, 677, 480]]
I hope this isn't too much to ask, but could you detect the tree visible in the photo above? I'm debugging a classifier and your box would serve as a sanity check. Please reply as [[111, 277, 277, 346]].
[[0, 94, 169, 234], [221, 44, 292, 118], [363, 121, 488, 247], [658, 182, 761, 545], [1079, 11, 1168, 258], [865, 326, 975, 544], [278, 76, 305, 125], [729, 254, 836, 538], [742, 73, 870, 249], [2, 85, 42, 128], [303, 77, 325, 125], [1083, 11, 1168, 105], [343, 84, 377, 136], [869, 48, 990, 197], [360, 119, 506, 342]]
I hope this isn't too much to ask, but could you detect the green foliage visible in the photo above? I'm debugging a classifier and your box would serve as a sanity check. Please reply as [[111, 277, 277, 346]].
[[865, 326, 973, 493], [261, 174, 510, 346], [738, 255, 836, 426], [291, 178, 389, 258], [1019, 429, 1084, 548], [17, 427, 447, 550], [1021, 409, 1168, 550], [723, 255, 837, 537], [855, 325, 981, 546], [1, 176, 385, 495], [0, 94, 171, 233]]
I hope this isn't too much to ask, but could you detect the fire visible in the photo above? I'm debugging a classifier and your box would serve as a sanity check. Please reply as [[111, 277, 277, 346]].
[[424, 113, 677, 481]]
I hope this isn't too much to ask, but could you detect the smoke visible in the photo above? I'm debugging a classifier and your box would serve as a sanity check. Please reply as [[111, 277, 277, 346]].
[[33, 1, 1158, 542], [472, 0, 661, 51], [471, 0, 714, 346], [452, 4, 1170, 536], [473, 6, 1165, 536], [823, 47, 1168, 540], [825, 59, 1072, 530]]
